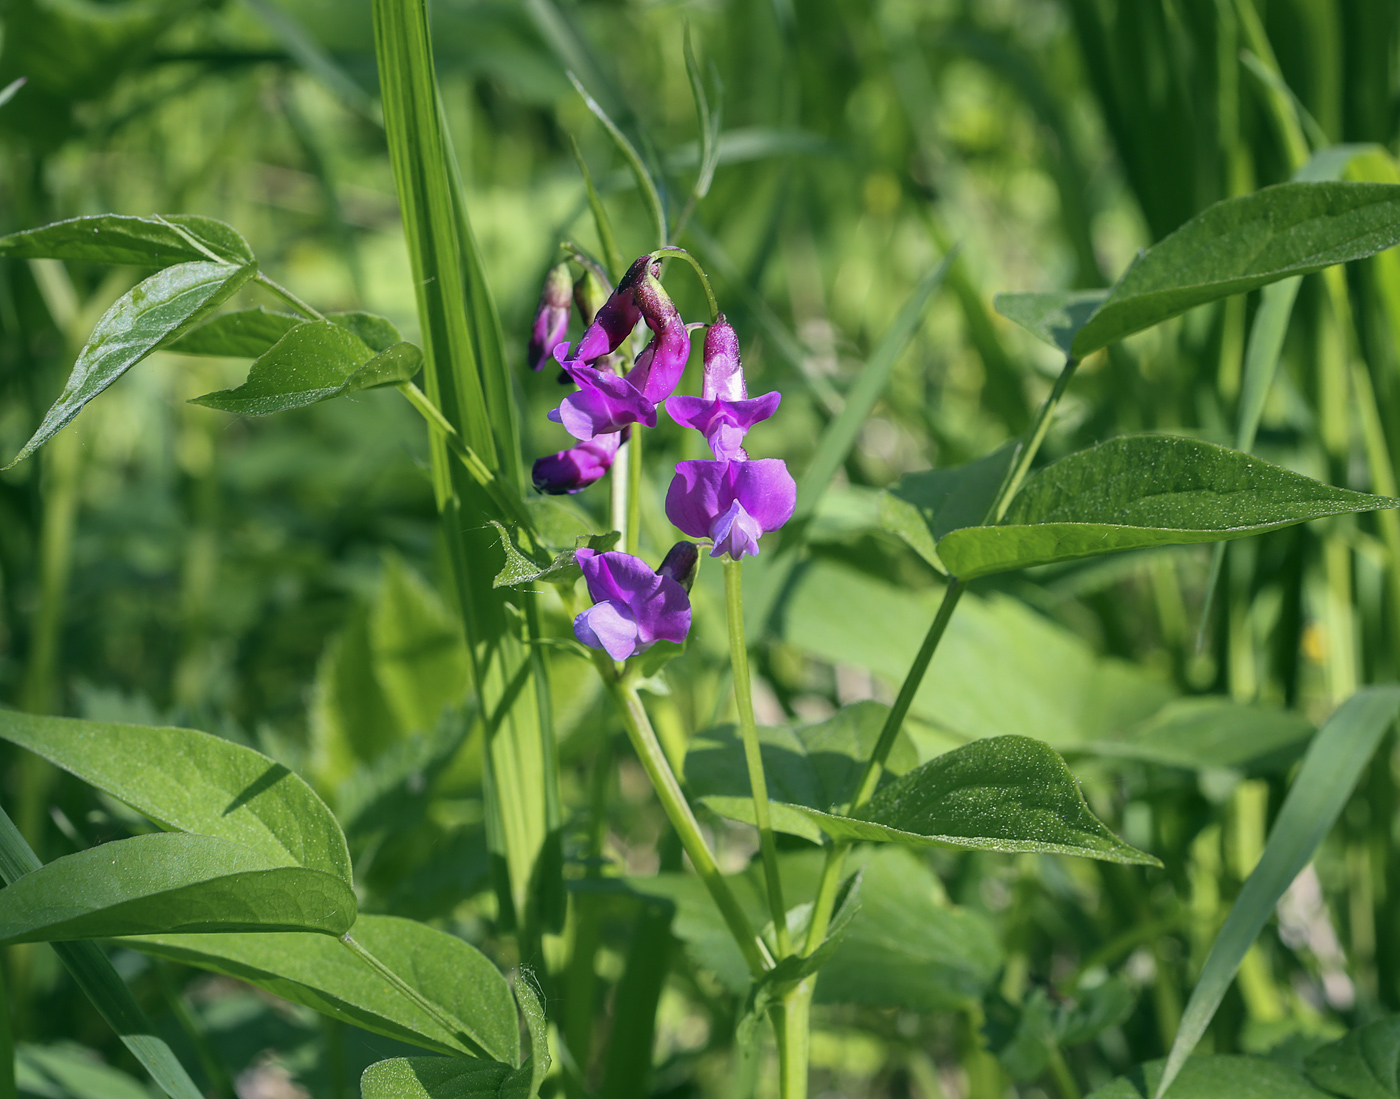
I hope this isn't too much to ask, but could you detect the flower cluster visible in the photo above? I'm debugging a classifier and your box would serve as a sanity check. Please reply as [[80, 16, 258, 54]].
[[525, 254, 795, 658]]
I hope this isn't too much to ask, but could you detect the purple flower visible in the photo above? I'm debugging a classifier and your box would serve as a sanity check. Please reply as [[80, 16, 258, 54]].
[[666, 316, 779, 460], [549, 346, 658, 439], [532, 430, 622, 494], [573, 255, 656, 362], [527, 263, 572, 371], [573, 548, 692, 661], [665, 459, 796, 559], [626, 269, 690, 403]]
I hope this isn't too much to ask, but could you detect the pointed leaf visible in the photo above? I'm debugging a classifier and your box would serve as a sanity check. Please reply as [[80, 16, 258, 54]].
[[1304, 1015, 1400, 1099], [359, 1057, 516, 1099], [1155, 688, 1400, 1099], [6, 261, 257, 468], [993, 290, 1108, 356], [792, 736, 1158, 865], [166, 307, 301, 357], [0, 833, 354, 944], [131, 914, 519, 1063], [0, 214, 254, 267], [879, 443, 1018, 572], [489, 521, 618, 590], [0, 711, 352, 883], [190, 320, 422, 415], [937, 435, 1400, 580]]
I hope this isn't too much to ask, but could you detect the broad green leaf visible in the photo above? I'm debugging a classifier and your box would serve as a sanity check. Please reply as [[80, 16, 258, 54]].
[[131, 914, 520, 1063], [879, 443, 1018, 573], [0, 833, 355, 944], [1304, 1015, 1400, 1099], [937, 435, 1399, 580], [489, 521, 619, 590], [793, 736, 1158, 865], [5, 260, 256, 467], [0, 214, 254, 267], [1155, 688, 1400, 1099], [1072, 181, 1400, 357], [993, 289, 1108, 356], [359, 1057, 515, 1099], [190, 320, 422, 415], [166, 307, 300, 357], [0, 710, 352, 883], [1082, 698, 1313, 771], [686, 701, 918, 842], [1091, 1056, 1332, 1099], [16, 1042, 157, 1099]]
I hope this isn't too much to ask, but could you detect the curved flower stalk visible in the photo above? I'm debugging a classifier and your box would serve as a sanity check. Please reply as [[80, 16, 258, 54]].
[[572, 546, 693, 661]]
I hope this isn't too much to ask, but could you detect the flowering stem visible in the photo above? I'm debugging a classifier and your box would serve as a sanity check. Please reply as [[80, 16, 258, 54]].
[[654, 246, 719, 322], [723, 558, 790, 957], [604, 667, 773, 979], [626, 428, 643, 557], [610, 434, 631, 548]]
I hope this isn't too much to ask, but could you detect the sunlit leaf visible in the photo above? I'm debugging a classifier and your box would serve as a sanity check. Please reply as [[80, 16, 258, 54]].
[[0, 833, 355, 944], [359, 1057, 514, 1099], [0, 214, 254, 267], [993, 289, 1107, 356], [937, 435, 1399, 580], [879, 443, 1017, 573]]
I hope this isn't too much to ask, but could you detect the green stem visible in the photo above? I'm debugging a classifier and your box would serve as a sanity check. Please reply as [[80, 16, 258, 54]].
[[995, 356, 1079, 522], [605, 672, 772, 978], [654, 246, 719, 321], [1046, 1047, 1082, 1099], [801, 844, 847, 957], [626, 428, 643, 556], [254, 273, 325, 321], [724, 559, 789, 956], [774, 983, 811, 1099]]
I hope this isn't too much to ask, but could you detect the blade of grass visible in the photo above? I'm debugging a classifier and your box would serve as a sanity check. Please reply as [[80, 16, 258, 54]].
[[570, 136, 624, 281], [1154, 687, 1400, 1099]]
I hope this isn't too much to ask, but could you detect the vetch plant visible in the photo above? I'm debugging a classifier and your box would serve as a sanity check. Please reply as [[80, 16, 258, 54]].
[[5, 5, 1400, 1099]]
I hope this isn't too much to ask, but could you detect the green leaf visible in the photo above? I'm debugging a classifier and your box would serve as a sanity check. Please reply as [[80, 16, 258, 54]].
[[686, 701, 918, 842], [879, 443, 1018, 573], [16, 1042, 158, 1099], [165, 307, 301, 357], [993, 289, 1108, 356], [0, 833, 354, 944], [190, 320, 422, 416], [1154, 688, 1400, 1099], [511, 970, 549, 1098], [5, 261, 257, 468], [793, 736, 1159, 865], [1081, 698, 1313, 771], [1090, 1056, 1333, 1099], [0, 214, 254, 267], [1304, 1015, 1400, 1099], [0, 710, 352, 883], [937, 435, 1400, 580], [359, 1057, 515, 1099], [489, 521, 618, 590], [130, 914, 520, 1063], [1072, 181, 1400, 358], [986, 980, 1136, 1081]]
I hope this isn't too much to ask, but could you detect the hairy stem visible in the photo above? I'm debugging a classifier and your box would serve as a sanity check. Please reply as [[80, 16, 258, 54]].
[[655, 246, 719, 321], [724, 558, 790, 956]]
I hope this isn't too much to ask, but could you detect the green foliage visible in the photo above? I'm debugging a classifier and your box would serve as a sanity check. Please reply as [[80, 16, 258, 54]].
[[0, 214, 254, 267], [1088, 1056, 1334, 1099], [1304, 1015, 1400, 1098]]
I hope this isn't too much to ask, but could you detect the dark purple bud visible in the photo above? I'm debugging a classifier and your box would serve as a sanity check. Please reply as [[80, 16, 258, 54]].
[[657, 540, 700, 592], [528, 263, 572, 371], [532, 431, 622, 495], [626, 267, 691, 402], [573, 254, 658, 362], [573, 548, 692, 661], [665, 458, 796, 560], [701, 316, 746, 401]]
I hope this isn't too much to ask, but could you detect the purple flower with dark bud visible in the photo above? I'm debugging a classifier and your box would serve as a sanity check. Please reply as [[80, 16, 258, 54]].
[[573, 548, 692, 661], [626, 267, 691, 403], [666, 316, 780, 460], [550, 346, 658, 439], [573, 255, 657, 362], [665, 458, 796, 559], [527, 263, 572, 371], [532, 430, 623, 495]]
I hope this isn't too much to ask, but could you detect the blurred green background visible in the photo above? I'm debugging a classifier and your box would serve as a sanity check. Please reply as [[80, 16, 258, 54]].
[[3, 0, 1400, 1096]]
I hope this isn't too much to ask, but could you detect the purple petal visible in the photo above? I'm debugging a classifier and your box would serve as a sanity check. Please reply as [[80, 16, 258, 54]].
[[532, 433, 620, 494], [578, 550, 663, 609], [635, 575, 692, 644], [573, 255, 655, 361], [553, 365, 656, 439], [626, 321, 690, 403], [701, 317, 746, 401], [709, 499, 764, 559], [733, 458, 797, 533], [665, 460, 734, 539], [575, 601, 641, 661]]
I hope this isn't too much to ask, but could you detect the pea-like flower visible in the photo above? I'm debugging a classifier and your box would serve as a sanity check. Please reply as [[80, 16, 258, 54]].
[[573, 548, 692, 661], [527, 263, 573, 371], [665, 459, 796, 559], [572, 254, 655, 362], [532, 430, 622, 495], [666, 315, 780, 460]]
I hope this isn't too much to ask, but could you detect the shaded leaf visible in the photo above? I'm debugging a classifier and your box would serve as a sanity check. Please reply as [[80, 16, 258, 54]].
[[1081, 698, 1313, 772], [0, 710, 352, 883], [190, 320, 422, 416], [131, 914, 520, 1062], [16, 1042, 157, 1099], [166, 307, 300, 357], [1304, 1015, 1400, 1099], [938, 435, 1399, 580], [793, 736, 1159, 865], [1090, 1056, 1332, 1099], [687, 701, 918, 842], [879, 443, 1018, 572], [6, 261, 257, 467], [359, 1057, 516, 1099], [1155, 688, 1400, 1099], [993, 289, 1108, 356], [0, 214, 254, 267], [986, 980, 1136, 1081], [0, 833, 355, 944]]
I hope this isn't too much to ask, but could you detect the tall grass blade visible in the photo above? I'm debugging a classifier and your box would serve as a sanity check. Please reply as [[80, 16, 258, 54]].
[[567, 71, 667, 250]]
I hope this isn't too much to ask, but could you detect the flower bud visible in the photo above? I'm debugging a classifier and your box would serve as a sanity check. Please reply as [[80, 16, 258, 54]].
[[527, 263, 573, 371], [573, 269, 609, 326], [573, 254, 658, 362], [657, 540, 700, 592], [531, 431, 622, 495], [701, 315, 746, 401]]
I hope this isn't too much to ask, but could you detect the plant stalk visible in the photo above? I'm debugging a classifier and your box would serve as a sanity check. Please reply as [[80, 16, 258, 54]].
[[723, 558, 789, 956]]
